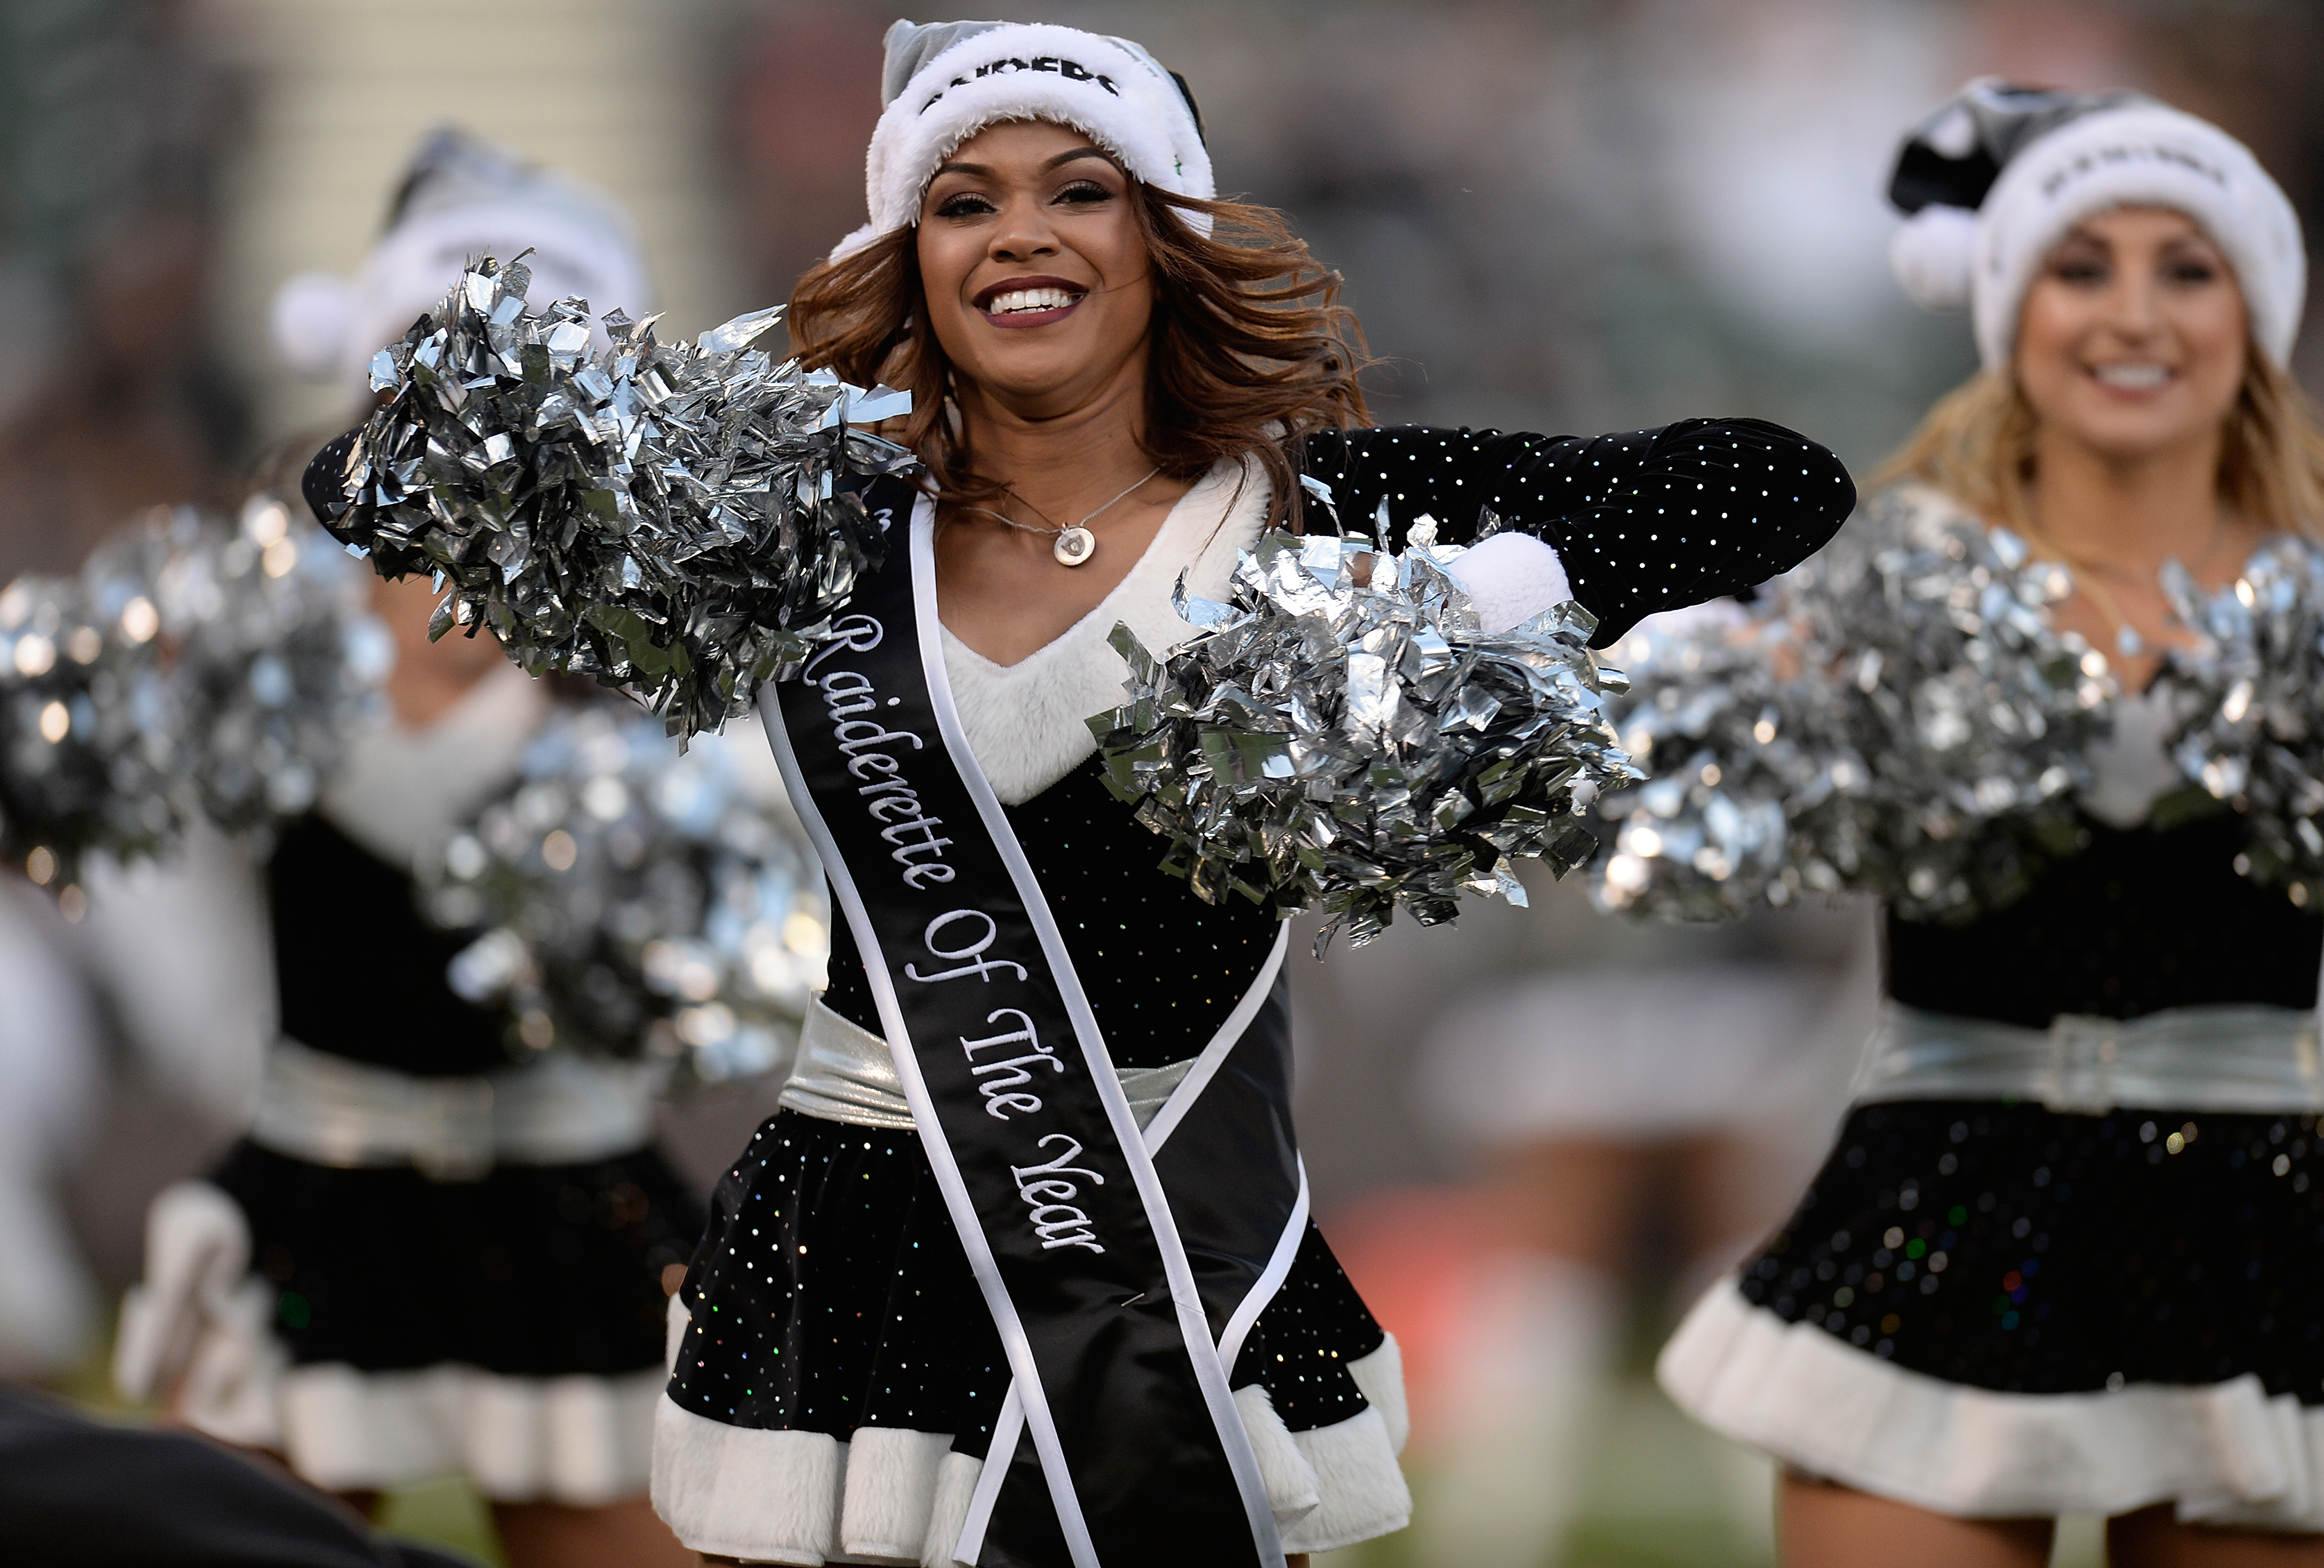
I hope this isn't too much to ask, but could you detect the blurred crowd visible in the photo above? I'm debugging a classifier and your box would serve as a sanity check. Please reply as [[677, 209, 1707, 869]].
[[7, 1, 2324, 1564]]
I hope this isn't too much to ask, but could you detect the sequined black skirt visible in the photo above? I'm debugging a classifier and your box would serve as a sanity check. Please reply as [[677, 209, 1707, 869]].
[[667, 1108, 1389, 1452], [211, 1138, 704, 1375], [1736, 1100, 2324, 1396], [1661, 1096, 2324, 1525]]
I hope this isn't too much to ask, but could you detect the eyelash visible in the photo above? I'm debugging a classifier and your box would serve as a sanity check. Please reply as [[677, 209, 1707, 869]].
[[932, 179, 1114, 220], [2049, 257, 2218, 286]]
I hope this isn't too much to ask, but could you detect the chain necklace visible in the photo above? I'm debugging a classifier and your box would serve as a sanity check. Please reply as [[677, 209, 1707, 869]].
[[956, 466, 1161, 567], [2051, 507, 2236, 659]]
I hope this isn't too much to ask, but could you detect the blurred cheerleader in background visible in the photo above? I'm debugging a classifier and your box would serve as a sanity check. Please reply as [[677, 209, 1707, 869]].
[[111, 132, 706, 1568], [1621, 82, 2324, 1566]]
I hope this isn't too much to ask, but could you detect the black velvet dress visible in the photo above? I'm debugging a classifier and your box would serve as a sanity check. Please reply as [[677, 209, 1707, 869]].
[[1737, 808, 2324, 1401], [156, 681, 706, 1502], [658, 421, 1854, 1562], [1667, 750, 2324, 1523], [212, 812, 702, 1382]]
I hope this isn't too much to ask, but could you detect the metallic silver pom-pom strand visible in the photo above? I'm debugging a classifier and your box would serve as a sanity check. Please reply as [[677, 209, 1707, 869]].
[[0, 501, 390, 889], [425, 705, 827, 1083], [323, 255, 917, 739], [2163, 536, 2324, 909], [1595, 486, 2112, 923], [1092, 512, 1639, 952]]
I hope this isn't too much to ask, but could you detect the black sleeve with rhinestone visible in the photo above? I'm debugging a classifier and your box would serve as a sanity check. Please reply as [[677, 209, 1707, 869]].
[[1297, 419, 1856, 643], [814, 758, 1284, 1071]]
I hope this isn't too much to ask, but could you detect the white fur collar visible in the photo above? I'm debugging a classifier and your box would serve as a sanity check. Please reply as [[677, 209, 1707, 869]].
[[940, 458, 1267, 805], [321, 662, 547, 866]]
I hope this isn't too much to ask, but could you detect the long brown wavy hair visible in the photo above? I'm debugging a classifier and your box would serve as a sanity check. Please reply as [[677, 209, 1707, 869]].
[[787, 176, 1372, 528]]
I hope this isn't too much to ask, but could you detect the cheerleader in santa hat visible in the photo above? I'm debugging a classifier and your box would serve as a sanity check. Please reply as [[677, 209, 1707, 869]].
[[1648, 81, 2324, 1566]]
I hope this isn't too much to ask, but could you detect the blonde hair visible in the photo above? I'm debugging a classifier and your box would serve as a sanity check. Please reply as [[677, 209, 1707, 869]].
[[1871, 346, 2324, 545]]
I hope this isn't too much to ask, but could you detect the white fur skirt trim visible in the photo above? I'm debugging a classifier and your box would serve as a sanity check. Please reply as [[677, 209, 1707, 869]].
[[275, 1361, 664, 1502], [650, 1329, 1412, 1564], [1661, 1278, 2324, 1528], [115, 1177, 663, 1503]]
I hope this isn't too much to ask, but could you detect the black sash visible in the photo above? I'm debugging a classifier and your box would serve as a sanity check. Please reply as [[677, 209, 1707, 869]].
[[762, 478, 1305, 1568]]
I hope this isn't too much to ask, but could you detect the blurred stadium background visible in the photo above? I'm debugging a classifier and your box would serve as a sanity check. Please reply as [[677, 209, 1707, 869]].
[[6, 1, 2320, 1563]]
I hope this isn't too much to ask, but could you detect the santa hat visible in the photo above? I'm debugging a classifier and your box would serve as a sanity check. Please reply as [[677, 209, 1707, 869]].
[[829, 17, 1212, 260], [1884, 79, 2305, 369], [269, 127, 653, 396]]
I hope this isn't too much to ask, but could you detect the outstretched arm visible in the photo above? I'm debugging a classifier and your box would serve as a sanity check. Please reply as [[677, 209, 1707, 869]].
[[1298, 419, 1855, 644]]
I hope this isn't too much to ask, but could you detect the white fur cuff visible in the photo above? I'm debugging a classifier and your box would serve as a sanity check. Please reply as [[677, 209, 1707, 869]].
[[1446, 533, 1574, 633]]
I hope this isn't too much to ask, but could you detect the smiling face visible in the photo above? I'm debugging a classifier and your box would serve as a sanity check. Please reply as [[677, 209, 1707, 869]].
[[2015, 205, 2250, 465], [914, 119, 1157, 417]]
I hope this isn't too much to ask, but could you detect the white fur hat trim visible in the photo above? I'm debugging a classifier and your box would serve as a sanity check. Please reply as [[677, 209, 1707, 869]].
[[1888, 204, 1978, 313], [1969, 104, 2304, 369], [832, 21, 1213, 260]]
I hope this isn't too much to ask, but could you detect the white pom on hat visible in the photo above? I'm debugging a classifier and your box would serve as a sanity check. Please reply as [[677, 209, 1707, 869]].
[[1887, 205, 1978, 313], [268, 271, 358, 380]]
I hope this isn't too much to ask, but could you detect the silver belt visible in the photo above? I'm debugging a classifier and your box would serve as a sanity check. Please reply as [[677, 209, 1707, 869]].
[[1854, 1002, 2324, 1116], [781, 1001, 1195, 1134], [248, 1038, 657, 1180]]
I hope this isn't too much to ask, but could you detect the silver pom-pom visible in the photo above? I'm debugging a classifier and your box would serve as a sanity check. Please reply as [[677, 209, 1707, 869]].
[[1091, 520, 1638, 950], [2161, 536, 2324, 907], [1597, 486, 2111, 922], [0, 532, 184, 888], [1592, 600, 1835, 919], [0, 502, 390, 888], [322, 255, 918, 738], [425, 704, 828, 1086], [164, 495, 395, 836]]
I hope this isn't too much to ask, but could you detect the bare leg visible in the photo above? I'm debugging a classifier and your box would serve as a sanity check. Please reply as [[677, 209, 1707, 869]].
[[1413, 1138, 1639, 1567], [492, 1498, 694, 1568], [1475, 1135, 1643, 1269], [2109, 1505, 2324, 1566], [1674, 1131, 1803, 1286], [1778, 1473, 2052, 1568]]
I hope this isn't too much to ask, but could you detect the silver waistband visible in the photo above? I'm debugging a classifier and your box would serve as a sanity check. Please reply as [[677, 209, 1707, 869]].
[[1854, 1002, 2324, 1116], [248, 1038, 657, 1180], [781, 1001, 1195, 1134]]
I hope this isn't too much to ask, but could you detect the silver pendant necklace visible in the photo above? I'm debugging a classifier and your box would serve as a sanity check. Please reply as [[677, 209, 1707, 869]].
[[959, 466, 1161, 567]]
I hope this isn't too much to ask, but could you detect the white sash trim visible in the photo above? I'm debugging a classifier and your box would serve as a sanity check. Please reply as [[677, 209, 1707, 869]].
[[906, 506, 1288, 1568], [1144, 925, 1291, 1152], [1220, 1162, 1311, 1376], [781, 998, 1208, 1136]]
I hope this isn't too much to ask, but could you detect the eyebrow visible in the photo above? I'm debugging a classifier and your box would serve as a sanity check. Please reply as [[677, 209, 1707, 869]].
[[2056, 226, 2216, 254], [930, 147, 1116, 181]]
